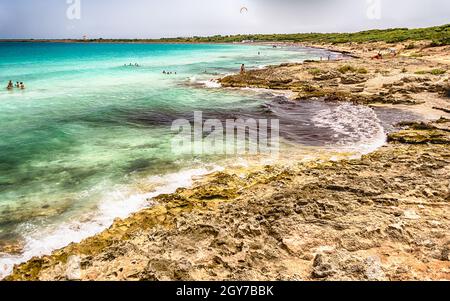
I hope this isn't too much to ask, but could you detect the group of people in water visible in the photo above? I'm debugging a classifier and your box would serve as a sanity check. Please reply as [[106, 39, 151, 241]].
[[6, 80, 25, 90], [124, 63, 140, 67], [162, 70, 177, 75]]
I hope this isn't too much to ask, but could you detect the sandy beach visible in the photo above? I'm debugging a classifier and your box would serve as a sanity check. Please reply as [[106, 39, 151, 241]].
[[5, 40, 450, 281]]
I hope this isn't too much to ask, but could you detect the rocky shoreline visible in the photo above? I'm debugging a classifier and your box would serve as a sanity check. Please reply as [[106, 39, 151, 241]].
[[5, 42, 450, 281]]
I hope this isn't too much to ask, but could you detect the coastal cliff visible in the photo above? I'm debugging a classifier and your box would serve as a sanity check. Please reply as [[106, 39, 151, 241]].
[[6, 41, 450, 281]]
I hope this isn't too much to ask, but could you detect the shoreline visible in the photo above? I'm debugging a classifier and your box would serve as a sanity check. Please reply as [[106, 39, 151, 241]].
[[4, 41, 450, 281]]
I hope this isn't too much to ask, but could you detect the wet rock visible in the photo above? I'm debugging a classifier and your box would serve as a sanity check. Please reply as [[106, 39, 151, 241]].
[[0, 242, 24, 255], [388, 128, 450, 145]]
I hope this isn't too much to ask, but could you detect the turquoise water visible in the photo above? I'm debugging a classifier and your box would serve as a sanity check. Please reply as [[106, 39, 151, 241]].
[[0, 42, 385, 277]]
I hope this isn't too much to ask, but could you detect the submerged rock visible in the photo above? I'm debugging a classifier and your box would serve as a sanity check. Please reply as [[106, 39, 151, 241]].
[[388, 129, 450, 144]]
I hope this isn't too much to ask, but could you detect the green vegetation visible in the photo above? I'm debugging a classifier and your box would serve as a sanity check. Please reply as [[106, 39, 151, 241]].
[[4, 24, 449, 46], [152, 24, 449, 45], [308, 68, 322, 75], [337, 66, 368, 74], [357, 68, 368, 74], [153, 24, 449, 45], [430, 69, 447, 75], [338, 65, 357, 74], [430, 37, 450, 47], [409, 52, 424, 57], [415, 69, 446, 75]]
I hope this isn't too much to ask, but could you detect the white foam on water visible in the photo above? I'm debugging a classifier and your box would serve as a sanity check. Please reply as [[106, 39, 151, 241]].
[[240, 87, 296, 100], [189, 76, 197, 83], [199, 80, 222, 88], [312, 103, 387, 155], [0, 166, 222, 279], [187, 76, 222, 88]]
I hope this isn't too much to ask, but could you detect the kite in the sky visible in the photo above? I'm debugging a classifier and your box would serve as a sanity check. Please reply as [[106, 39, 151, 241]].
[[240, 7, 248, 14]]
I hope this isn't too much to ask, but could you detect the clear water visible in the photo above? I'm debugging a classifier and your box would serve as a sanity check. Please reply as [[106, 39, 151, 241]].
[[0, 42, 392, 277]]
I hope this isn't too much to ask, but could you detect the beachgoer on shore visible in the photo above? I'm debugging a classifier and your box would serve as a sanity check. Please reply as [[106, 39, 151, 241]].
[[7, 80, 14, 90], [240, 64, 246, 74]]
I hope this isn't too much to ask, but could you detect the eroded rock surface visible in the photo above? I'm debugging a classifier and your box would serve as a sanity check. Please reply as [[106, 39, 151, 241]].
[[6, 123, 450, 281]]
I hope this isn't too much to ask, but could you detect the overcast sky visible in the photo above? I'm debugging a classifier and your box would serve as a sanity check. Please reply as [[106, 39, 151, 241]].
[[0, 0, 449, 39]]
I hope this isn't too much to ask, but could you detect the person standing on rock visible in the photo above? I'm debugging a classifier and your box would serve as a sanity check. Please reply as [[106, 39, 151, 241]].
[[240, 64, 246, 74]]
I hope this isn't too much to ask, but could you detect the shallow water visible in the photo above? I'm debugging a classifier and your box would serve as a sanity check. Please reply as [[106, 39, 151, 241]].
[[0, 42, 417, 277]]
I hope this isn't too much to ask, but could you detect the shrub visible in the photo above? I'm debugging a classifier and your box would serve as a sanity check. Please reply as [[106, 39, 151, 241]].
[[357, 68, 368, 74], [415, 69, 446, 75], [338, 65, 357, 74], [430, 69, 446, 75], [430, 37, 450, 47], [308, 68, 322, 75]]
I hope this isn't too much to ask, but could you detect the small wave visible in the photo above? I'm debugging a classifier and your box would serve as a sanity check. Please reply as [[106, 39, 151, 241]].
[[199, 80, 222, 88], [187, 76, 222, 88], [0, 166, 221, 279], [312, 103, 386, 155]]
